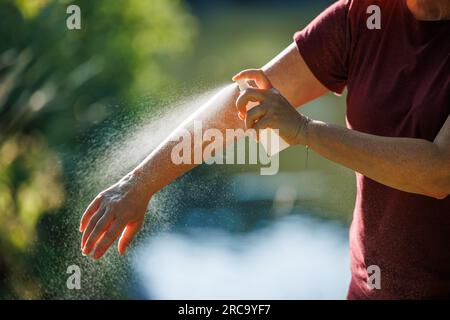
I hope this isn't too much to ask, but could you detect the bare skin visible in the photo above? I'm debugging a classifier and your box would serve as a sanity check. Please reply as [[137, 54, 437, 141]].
[[235, 72, 450, 199], [80, 1, 450, 260], [79, 43, 326, 260]]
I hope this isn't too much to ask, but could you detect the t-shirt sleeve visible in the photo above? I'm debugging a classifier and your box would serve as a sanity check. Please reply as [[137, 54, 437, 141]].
[[294, 0, 352, 94]]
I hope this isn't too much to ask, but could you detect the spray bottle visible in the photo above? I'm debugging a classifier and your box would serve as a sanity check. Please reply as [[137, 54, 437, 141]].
[[236, 79, 290, 157]]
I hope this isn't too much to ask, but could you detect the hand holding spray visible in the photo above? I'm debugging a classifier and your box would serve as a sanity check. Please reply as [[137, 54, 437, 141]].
[[235, 79, 290, 157]]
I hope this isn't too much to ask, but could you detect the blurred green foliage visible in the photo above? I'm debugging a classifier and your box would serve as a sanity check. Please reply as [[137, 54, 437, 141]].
[[0, 0, 196, 298], [0, 0, 352, 299]]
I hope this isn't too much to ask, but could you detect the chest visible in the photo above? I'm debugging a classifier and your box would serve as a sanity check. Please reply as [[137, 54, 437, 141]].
[[345, 29, 450, 140]]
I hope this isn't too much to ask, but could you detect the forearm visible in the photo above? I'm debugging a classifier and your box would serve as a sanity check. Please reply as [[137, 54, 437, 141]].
[[306, 120, 450, 199], [129, 84, 243, 198], [124, 42, 328, 199]]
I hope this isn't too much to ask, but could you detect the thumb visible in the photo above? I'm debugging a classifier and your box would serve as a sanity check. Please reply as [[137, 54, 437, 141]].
[[118, 219, 144, 255], [232, 69, 273, 90]]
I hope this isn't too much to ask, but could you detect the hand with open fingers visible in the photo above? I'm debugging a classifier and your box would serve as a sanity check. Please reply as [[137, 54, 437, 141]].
[[233, 69, 311, 146], [79, 172, 151, 260]]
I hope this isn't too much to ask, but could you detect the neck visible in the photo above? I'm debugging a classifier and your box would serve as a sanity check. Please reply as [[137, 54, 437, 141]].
[[407, 0, 450, 20]]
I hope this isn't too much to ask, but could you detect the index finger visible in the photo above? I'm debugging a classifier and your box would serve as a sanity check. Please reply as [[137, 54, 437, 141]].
[[80, 194, 103, 232], [235, 88, 270, 116], [82, 209, 114, 255], [232, 69, 273, 90]]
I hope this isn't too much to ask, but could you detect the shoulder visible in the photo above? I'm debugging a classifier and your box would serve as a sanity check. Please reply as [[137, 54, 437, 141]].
[[347, 0, 390, 13], [347, 0, 395, 22], [323, 0, 390, 27], [344, 0, 397, 36]]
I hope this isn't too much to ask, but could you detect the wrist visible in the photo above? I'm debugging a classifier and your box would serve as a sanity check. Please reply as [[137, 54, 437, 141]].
[[128, 167, 156, 201], [295, 115, 312, 146]]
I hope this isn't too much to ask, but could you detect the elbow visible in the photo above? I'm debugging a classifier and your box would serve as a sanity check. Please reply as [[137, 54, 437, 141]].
[[434, 185, 449, 200], [421, 153, 450, 200], [430, 191, 449, 200], [424, 175, 450, 200], [422, 184, 448, 200], [416, 169, 449, 200], [412, 188, 447, 201]]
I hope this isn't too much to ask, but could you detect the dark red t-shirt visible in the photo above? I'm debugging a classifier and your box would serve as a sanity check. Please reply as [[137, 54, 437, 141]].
[[294, 0, 450, 299]]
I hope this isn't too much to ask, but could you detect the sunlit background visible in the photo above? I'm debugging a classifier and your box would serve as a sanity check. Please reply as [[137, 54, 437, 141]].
[[0, 0, 355, 299]]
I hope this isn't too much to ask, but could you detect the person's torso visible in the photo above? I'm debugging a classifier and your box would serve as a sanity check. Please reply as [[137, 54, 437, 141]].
[[345, 0, 450, 299]]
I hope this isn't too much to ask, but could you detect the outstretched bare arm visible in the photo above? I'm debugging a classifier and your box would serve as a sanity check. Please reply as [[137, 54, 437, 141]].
[[79, 42, 327, 259]]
